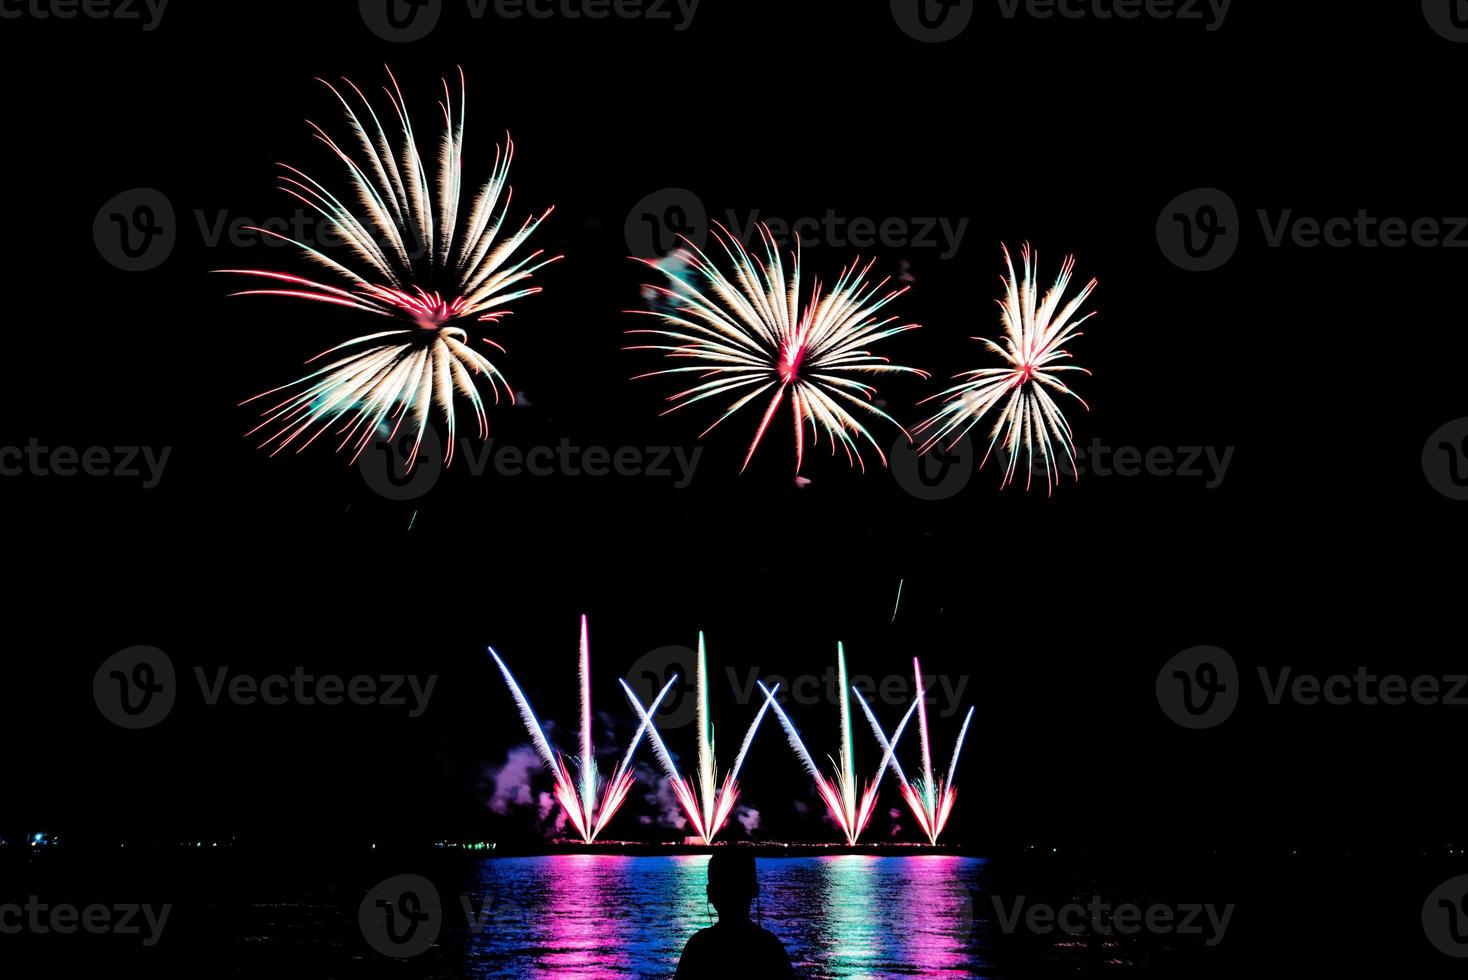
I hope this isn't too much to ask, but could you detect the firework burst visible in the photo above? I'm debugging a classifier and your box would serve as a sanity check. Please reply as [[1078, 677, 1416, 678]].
[[915, 244, 1097, 493], [620, 633, 778, 844], [628, 223, 927, 474], [489, 617, 673, 843], [759, 644, 913, 845], [221, 68, 561, 471]]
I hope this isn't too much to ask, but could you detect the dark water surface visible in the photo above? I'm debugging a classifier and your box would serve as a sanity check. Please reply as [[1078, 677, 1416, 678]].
[[8, 848, 1465, 977], [459, 854, 986, 978]]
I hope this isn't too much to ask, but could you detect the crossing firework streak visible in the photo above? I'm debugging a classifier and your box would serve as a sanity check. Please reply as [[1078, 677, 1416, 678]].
[[221, 68, 560, 471], [620, 634, 778, 844], [858, 657, 974, 845], [758, 644, 914, 844], [489, 617, 673, 843]]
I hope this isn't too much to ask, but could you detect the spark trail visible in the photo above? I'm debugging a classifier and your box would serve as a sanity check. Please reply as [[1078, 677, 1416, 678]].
[[620, 634, 777, 844], [629, 223, 926, 474], [859, 657, 974, 844], [489, 616, 672, 843], [759, 643, 913, 844], [223, 68, 560, 471]]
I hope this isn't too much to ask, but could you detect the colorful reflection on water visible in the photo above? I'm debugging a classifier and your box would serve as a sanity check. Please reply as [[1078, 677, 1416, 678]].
[[463, 854, 988, 978]]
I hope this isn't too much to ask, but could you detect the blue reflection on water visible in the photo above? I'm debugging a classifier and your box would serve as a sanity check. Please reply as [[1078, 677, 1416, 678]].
[[461, 854, 988, 979]]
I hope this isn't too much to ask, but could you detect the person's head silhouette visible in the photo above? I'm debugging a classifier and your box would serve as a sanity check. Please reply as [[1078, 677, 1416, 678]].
[[706, 849, 758, 921], [677, 850, 795, 978]]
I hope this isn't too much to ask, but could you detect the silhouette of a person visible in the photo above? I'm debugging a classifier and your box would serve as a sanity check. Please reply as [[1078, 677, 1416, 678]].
[[675, 850, 795, 978]]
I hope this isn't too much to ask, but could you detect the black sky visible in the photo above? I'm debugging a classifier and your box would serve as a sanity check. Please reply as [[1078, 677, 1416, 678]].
[[3, 1, 1464, 855]]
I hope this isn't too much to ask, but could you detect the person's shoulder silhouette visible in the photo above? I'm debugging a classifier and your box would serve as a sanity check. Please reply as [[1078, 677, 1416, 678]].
[[675, 850, 796, 979]]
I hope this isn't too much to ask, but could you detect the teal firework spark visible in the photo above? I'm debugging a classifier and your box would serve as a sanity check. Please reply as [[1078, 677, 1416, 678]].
[[629, 224, 927, 474], [222, 68, 560, 471]]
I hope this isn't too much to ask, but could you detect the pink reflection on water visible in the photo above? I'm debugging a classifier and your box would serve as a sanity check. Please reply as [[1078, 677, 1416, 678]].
[[470, 853, 982, 978], [533, 853, 632, 977], [482, 852, 708, 979], [896, 855, 978, 977]]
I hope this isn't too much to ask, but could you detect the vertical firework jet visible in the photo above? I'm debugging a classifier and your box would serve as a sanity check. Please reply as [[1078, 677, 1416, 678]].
[[489, 616, 674, 843], [861, 657, 974, 845], [620, 634, 777, 844], [759, 643, 914, 845]]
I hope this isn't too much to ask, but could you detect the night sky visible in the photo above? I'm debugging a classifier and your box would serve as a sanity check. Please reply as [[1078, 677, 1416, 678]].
[[4, 1, 1464, 861]]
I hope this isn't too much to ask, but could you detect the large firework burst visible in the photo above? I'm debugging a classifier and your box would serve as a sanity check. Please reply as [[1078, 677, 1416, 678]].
[[628, 224, 927, 474], [915, 244, 1097, 493], [221, 68, 560, 470]]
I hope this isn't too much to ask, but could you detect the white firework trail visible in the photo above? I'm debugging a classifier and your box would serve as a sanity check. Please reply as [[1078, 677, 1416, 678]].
[[915, 243, 1097, 493], [222, 67, 561, 471]]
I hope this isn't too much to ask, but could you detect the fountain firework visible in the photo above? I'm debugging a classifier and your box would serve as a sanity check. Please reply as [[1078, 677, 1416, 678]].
[[620, 634, 777, 844], [759, 643, 914, 845], [489, 616, 675, 843], [860, 656, 974, 845]]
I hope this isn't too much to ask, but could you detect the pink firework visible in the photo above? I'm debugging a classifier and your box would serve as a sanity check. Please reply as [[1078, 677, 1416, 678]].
[[620, 633, 778, 844], [489, 616, 673, 843], [759, 644, 914, 845], [862, 657, 974, 845], [222, 68, 560, 471]]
